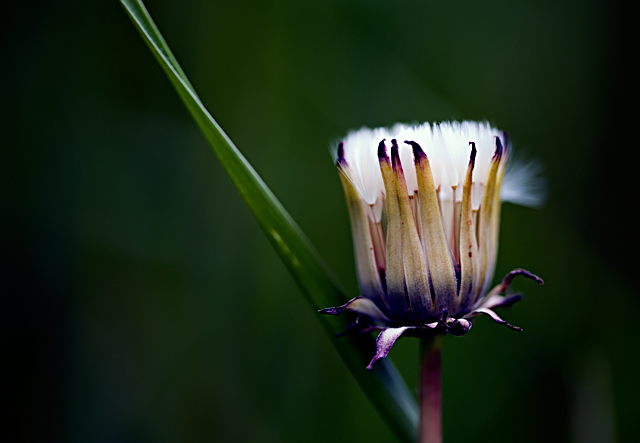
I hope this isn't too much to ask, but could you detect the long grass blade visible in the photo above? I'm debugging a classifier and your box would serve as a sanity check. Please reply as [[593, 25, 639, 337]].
[[119, 1, 418, 439]]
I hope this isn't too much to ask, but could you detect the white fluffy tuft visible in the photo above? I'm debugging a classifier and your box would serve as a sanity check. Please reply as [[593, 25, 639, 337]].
[[337, 121, 525, 210], [338, 126, 388, 205], [501, 155, 547, 208]]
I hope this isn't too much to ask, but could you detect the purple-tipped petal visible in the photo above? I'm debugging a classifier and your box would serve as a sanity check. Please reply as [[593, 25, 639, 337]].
[[487, 269, 544, 297], [336, 142, 347, 168], [493, 136, 504, 162], [319, 296, 390, 322], [366, 327, 411, 370], [377, 139, 388, 161], [468, 307, 522, 331]]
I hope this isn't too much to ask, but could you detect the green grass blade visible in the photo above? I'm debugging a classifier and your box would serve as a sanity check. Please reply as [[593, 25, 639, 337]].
[[119, 1, 418, 439]]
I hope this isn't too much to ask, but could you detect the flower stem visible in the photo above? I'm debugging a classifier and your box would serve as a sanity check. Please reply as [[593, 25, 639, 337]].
[[419, 335, 442, 443]]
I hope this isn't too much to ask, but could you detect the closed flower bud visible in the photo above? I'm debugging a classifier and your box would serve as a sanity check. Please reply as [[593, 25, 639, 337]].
[[320, 121, 543, 369]]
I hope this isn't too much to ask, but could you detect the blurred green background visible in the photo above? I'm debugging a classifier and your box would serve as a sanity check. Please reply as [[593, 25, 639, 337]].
[[5, 0, 638, 442]]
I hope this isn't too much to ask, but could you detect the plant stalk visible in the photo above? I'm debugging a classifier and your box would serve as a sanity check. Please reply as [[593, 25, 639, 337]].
[[419, 335, 442, 443]]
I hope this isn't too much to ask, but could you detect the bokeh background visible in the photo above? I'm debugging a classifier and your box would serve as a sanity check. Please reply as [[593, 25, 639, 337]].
[[5, 0, 638, 442]]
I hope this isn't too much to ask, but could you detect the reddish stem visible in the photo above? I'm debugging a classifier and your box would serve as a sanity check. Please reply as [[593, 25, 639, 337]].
[[419, 336, 442, 443]]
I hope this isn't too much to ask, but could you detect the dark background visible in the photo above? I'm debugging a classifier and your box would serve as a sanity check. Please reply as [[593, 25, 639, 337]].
[[4, 0, 638, 442]]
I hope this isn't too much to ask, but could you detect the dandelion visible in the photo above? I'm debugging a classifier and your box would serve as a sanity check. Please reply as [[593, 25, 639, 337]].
[[320, 121, 543, 442]]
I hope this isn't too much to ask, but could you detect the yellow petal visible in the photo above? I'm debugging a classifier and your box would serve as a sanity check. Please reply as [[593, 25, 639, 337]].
[[390, 140, 432, 318], [458, 143, 479, 308], [409, 141, 457, 315], [474, 137, 504, 302], [378, 140, 411, 320], [338, 169, 389, 312]]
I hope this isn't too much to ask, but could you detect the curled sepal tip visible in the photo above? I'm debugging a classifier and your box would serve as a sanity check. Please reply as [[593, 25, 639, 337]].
[[487, 268, 544, 298], [468, 307, 522, 332], [480, 293, 524, 310], [319, 296, 390, 322], [367, 327, 411, 370]]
